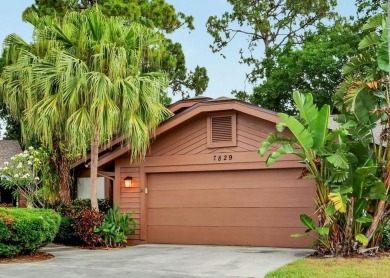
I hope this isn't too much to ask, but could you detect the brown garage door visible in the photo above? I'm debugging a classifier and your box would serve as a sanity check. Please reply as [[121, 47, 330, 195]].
[[147, 169, 314, 247]]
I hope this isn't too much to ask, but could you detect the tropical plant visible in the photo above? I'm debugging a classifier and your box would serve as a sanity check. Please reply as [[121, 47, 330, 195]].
[[95, 205, 137, 247], [0, 9, 172, 211], [0, 147, 56, 208]]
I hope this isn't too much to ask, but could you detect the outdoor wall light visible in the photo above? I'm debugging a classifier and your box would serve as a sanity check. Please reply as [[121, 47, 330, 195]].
[[124, 176, 133, 187]]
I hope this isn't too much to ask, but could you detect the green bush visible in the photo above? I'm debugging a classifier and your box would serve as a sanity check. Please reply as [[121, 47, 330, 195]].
[[54, 216, 80, 245], [0, 208, 60, 257], [54, 198, 112, 217], [95, 206, 137, 247], [381, 221, 390, 251]]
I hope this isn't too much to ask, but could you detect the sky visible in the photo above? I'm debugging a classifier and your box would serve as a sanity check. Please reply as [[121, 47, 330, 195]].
[[0, 1, 356, 136]]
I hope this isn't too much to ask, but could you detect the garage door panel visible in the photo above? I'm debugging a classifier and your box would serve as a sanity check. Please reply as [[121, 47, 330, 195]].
[[148, 226, 311, 248], [148, 207, 313, 227], [148, 187, 313, 208], [148, 169, 311, 190]]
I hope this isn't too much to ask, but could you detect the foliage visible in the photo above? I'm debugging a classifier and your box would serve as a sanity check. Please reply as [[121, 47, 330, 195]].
[[0, 147, 57, 208], [54, 198, 112, 217], [94, 206, 137, 247], [244, 20, 361, 114], [53, 198, 111, 246], [21, 0, 208, 99], [259, 91, 387, 255], [54, 216, 80, 245], [382, 221, 390, 250], [0, 9, 173, 210], [0, 207, 60, 257], [206, 0, 337, 82], [71, 208, 104, 246]]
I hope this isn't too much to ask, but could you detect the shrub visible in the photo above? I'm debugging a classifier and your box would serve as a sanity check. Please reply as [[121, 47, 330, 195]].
[[95, 206, 137, 247], [54, 217, 80, 245], [0, 207, 60, 257], [72, 208, 104, 246], [381, 221, 390, 251], [54, 198, 112, 217]]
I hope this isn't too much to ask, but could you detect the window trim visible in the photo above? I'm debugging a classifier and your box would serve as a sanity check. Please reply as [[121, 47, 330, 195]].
[[207, 111, 237, 148]]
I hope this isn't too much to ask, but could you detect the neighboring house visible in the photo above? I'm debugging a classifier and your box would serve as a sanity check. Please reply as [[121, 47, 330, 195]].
[[73, 97, 314, 248], [0, 140, 22, 205]]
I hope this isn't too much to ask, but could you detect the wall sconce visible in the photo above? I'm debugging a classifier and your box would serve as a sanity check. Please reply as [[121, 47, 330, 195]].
[[124, 176, 133, 188]]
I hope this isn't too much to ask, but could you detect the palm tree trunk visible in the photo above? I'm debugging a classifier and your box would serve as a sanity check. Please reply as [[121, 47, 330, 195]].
[[342, 197, 354, 255], [90, 126, 99, 211]]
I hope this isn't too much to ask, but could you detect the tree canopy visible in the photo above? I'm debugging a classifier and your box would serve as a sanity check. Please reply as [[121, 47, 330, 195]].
[[1, 9, 172, 209], [22, 0, 208, 100]]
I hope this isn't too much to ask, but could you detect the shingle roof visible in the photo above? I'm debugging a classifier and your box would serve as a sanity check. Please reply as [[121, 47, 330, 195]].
[[0, 140, 22, 166]]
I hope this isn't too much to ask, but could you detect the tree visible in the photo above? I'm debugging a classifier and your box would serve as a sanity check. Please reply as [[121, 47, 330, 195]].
[[246, 20, 361, 114], [1, 9, 172, 210], [206, 0, 337, 83], [22, 0, 208, 99]]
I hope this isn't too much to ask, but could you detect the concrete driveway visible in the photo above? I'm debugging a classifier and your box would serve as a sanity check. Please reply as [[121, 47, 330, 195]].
[[1, 244, 311, 278]]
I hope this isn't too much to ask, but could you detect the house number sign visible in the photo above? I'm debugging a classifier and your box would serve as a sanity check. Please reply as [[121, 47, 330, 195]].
[[213, 154, 233, 161]]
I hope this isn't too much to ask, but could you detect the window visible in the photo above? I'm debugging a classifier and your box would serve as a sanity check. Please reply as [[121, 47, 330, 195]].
[[207, 112, 237, 148]]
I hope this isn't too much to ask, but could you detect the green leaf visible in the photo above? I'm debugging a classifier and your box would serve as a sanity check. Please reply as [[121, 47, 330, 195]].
[[356, 214, 373, 223], [265, 144, 297, 166], [328, 192, 347, 213], [358, 32, 380, 49], [369, 181, 387, 200], [292, 91, 317, 128], [325, 204, 336, 216], [276, 122, 286, 132], [355, 234, 369, 246], [311, 104, 330, 150], [326, 151, 349, 169], [353, 198, 368, 218], [316, 226, 330, 236], [299, 214, 316, 231], [278, 113, 313, 152]]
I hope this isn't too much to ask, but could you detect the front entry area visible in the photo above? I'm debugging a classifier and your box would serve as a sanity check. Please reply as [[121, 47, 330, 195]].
[[147, 169, 313, 247]]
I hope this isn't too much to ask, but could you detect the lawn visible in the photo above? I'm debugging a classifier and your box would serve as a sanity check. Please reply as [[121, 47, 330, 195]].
[[266, 256, 390, 278]]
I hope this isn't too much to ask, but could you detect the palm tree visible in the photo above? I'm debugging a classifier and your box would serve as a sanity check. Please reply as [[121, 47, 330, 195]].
[[1, 9, 171, 210]]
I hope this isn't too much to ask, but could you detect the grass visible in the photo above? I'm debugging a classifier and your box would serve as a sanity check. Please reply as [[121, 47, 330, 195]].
[[265, 257, 390, 278]]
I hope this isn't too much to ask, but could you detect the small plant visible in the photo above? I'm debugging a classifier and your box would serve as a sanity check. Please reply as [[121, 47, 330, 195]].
[[95, 206, 137, 248], [71, 208, 104, 247]]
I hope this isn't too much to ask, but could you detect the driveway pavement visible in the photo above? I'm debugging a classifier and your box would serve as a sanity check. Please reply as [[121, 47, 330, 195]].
[[1, 244, 311, 278]]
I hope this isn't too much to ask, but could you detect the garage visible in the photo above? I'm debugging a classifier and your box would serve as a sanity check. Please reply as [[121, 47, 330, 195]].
[[78, 97, 315, 248], [147, 170, 313, 247]]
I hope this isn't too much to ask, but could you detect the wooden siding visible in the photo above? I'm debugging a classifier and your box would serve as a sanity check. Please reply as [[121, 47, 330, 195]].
[[149, 112, 281, 157], [114, 110, 312, 247], [119, 166, 141, 240]]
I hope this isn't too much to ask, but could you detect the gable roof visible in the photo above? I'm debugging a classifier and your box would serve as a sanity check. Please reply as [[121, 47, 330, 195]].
[[72, 98, 279, 168], [0, 140, 22, 166]]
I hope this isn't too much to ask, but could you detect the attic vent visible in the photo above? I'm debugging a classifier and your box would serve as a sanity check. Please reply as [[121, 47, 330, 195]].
[[212, 116, 232, 142], [207, 112, 237, 148]]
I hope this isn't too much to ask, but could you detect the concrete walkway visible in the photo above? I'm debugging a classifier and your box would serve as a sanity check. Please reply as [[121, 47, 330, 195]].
[[1, 244, 311, 278]]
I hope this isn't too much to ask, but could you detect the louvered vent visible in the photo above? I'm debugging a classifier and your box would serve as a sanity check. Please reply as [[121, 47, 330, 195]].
[[211, 116, 232, 142]]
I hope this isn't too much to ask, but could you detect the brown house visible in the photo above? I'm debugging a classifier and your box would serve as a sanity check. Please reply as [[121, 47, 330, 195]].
[[74, 97, 314, 248]]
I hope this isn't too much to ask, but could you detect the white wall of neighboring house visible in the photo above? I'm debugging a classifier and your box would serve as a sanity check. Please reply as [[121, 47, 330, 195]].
[[77, 177, 106, 199]]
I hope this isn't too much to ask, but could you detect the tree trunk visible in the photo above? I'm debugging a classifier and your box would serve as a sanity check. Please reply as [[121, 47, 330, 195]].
[[342, 197, 354, 255], [51, 143, 72, 204], [90, 127, 99, 211]]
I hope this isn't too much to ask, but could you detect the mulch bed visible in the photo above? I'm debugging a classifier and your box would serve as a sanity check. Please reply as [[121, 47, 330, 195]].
[[308, 250, 390, 259], [0, 252, 54, 264]]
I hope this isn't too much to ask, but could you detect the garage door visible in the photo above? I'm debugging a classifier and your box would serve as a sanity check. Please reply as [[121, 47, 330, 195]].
[[147, 169, 314, 247]]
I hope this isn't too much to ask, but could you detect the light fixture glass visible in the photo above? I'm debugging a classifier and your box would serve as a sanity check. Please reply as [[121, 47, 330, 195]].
[[124, 176, 132, 187]]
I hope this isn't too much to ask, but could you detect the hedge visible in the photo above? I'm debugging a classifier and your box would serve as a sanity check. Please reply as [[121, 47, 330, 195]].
[[0, 208, 61, 257]]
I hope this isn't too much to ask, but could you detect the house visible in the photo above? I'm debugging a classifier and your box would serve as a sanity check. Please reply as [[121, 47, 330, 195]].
[[0, 140, 22, 205], [73, 97, 314, 248]]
